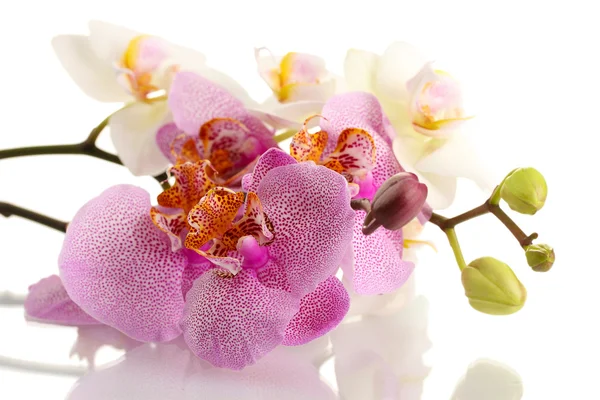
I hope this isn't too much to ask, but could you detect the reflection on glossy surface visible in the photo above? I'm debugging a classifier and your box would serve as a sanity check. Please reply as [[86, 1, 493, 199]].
[[67, 337, 336, 400], [60, 292, 523, 399], [332, 296, 431, 400], [451, 359, 524, 400]]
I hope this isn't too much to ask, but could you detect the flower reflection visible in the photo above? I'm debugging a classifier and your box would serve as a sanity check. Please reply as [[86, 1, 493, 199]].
[[66, 336, 336, 400], [332, 296, 431, 400], [451, 359, 524, 400], [62, 295, 521, 399]]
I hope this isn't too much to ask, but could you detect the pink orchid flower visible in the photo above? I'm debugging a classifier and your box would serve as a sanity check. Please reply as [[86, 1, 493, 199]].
[[156, 71, 277, 175], [25, 147, 354, 370], [280, 92, 430, 295]]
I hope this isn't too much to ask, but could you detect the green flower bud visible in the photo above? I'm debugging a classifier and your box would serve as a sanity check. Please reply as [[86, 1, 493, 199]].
[[524, 244, 555, 272], [461, 257, 527, 315], [500, 167, 547, 215]]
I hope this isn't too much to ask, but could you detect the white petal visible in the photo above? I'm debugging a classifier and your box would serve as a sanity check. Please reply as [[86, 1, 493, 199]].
[[248, 100, 326, 130], [375, 41, 428, 102], [283, 78, 336, 103], [392, 134, 457, 209], [88, 20, 138, 65], [255, 47, 281, 91], [415, 132, 497, 193], [52, 35, 131, 102], [166, 43, 206, 70], [109, 101, 171, 176], [343, 48, 379, 93], [451, 359, 524, 400]]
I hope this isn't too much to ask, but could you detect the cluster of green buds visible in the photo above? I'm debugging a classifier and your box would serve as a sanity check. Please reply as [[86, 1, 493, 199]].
[[455, 167, 554, 315], [416, 167, 554, 315]]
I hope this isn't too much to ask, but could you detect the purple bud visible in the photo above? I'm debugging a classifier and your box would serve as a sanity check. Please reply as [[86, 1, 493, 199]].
[[362, 172, 428, 235]]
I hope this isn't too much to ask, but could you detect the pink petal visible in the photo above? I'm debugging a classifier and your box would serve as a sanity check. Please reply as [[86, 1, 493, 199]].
[[255, 162, 355, 296], [181, 269, 299, 370], [346, 211, 415, 295], [283, 276, 349, 346], [320, 92, 404, 187], [181, 259, 212, 298], [156, 122, 187, 164], [168, 71, 275, 147], [24, 275, 100, 326], [59, 185, 188, 342], [242, 148, 297, 193]]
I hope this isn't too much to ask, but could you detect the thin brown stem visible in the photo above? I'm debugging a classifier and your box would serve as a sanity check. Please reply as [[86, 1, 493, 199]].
[[0, 202, 67, 232], [488, 204, 538, 247]]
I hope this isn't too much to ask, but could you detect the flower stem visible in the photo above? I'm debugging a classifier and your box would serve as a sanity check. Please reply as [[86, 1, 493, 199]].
[[445, 228, 468, 271], [488, 204, 538, 247], [0, 113, 169, 188], [0, 202, 67, 233]]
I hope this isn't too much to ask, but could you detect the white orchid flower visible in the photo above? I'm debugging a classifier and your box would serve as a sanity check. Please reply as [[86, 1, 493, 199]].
[[344, 42, 494, 209], [251, 48, 342, 130], [52, 20, 252, 176]]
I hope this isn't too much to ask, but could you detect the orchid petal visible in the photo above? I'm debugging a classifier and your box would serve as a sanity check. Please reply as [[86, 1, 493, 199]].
[[282, 276, 349, 346], [346, 211, 415, 295], [24, 275, 100, 326], [59, 185, 188, 342], [109, 101, 170, 176], [157, 161, 213, 213], [280, 52, 328, 87], [415, 132, 497, 193], [181, 269, 298, 370], [185, 188, 245, 252], [155, 122, 191, 163], [242, 148, 297, 193], [279, 79, 336, 103], [344, 48, 379, 93], [375, 41, 428, 102], [255, 159, 355, 296], [87, 20, 138, 65], [52, 35, 131, 102], [249, 100, 325, 129], [150, 208, 187, 252], [255, 47, 281, 93], [169, 71, 272, 147]]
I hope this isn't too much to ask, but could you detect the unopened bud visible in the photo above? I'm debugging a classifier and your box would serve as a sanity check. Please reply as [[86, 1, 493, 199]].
[[461, 257, 527, 315], [524, 244, 554, 272], [362, 172, 428, 235], [500, 167, 547, 215]]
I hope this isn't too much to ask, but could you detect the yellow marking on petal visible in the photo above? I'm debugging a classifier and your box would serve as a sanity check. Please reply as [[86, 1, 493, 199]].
[[279, 52, 297, 88], [170, 134, 202, 164], [122, 35, 149, 70], [403, 239, 438, 252], [184, 188, 245, 252]]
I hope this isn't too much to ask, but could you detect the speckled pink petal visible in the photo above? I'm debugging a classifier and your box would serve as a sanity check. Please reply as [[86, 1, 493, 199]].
[[282, 276, 349, 346], [168, 71, 275, 147], [181, 269, 298, 370], [181, 261, 212, 298], [24, 275, 100, 326], [242, 148, 297, 193], [320, 93, 404, 187], [156, 122, 188, 163], [59, 185, 188, 342], [256, 162, 355, 296], [346, 211, 415, 295]]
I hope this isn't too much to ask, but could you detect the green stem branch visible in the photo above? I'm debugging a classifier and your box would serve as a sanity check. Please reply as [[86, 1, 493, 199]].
[[445, 228, 468, 271]]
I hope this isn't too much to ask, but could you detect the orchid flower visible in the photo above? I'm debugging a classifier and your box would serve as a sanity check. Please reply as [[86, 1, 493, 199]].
[[52, 20, 252, 176], [344, 42, 493, 209], [155, 71, 277, 176], [251, 48, 340, 129], [284, 92, 424, 295], [25, 146, 355, 369]]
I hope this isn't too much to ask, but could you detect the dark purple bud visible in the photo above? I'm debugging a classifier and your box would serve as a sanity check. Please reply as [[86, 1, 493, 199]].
[[362, 172, 428, 235]]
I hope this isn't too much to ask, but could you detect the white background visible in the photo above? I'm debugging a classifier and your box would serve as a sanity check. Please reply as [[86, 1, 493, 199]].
[[0, 0, 597, 398]]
